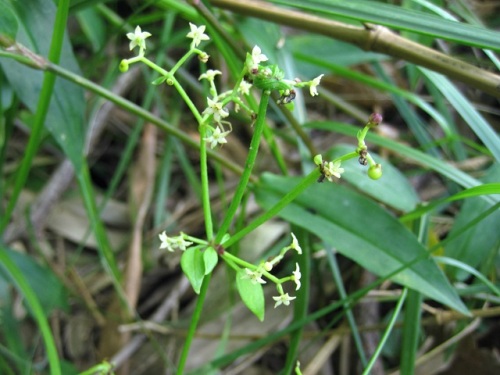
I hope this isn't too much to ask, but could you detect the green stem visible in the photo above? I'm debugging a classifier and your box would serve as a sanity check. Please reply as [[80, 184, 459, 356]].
[[333, 151, 358, 163], [362, 288, 408, 375], [199, 126, 213, 240], [221, 252, 281, 284], [214, 91, 271, 244], [176, 273, 212, 375], [223, 169, 320, 248]]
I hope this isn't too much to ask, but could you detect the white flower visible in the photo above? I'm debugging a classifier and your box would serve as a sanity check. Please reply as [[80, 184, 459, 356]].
[[242, 268, 266, 285], [238, 80, 253, 95], [204, 125, 231, 149], [158, 231, 192, 252], [309, 74, 324, 96], [186, 23, 210, 47], [247, 45, 268, 71], [199, 69, 222, 82], [251, 45, 268, 65], [292, 263, 301, 290], [159, 231, 175, 252], [171, 234, 193, 251], [202, 97, 229, 122], [126, 26, 152, 52], [272, 293, 296, 308], [324, 160, 344, 181], [290, 232, 302, 255]]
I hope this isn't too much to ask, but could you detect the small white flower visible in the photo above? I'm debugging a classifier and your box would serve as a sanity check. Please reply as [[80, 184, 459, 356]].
[[324, 160, 344, 181], [309, 74, 324, 97], [247, 45, 268, 71], [272, 293, 296, 308], [126, 26, 152, 52], [186, 23, 210, 47], [251, 45, 268, 65], [202, 97, 229, 122], [199, 69, 222, 82], [172, 234, 193, 251], [290, 232, 302, 255], [242, 268, 266, 285], [159, 231, 175, 252], [238, 80, 253, 95], [204, 125, 231, 149], [292, 263, 301, 290]]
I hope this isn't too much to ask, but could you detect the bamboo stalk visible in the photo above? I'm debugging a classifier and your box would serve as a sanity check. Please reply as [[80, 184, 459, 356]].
[[210, 0, 500, 98]]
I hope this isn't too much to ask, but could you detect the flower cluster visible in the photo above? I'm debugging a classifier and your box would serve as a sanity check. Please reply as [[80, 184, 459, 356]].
[[241, 233, 303, 308], [159, 231, 193, 252], [244, 46, 325, 106], [313, 113, 383, 182], [314, 154, 345, 182]]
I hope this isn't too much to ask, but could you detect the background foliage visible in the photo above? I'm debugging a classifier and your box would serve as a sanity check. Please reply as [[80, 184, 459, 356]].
[[1, 0, 499, 374]]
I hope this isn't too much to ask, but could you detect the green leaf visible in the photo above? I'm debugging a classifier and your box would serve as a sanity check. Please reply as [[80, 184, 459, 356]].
[[0, 0, 85, 170], [445, 165, 500, 281], [269, 0, 500, 51], [151, 76, 167, 85], [419, 68, 500, 164], [0, 0, 18, 42], [0, 247, 68, 315], [328, 144, 420, 212], [235, 269, 265, 321], [255, 173, 469, 315], [401, 183, 500, 222], [75, 7, 106, 52], [181, 247, 206, 294], [203, 247, 218, 275]]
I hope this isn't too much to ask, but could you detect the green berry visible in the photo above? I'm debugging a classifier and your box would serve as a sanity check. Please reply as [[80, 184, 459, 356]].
[[368, 164, 383, 180], [119, 60, 129, 72]]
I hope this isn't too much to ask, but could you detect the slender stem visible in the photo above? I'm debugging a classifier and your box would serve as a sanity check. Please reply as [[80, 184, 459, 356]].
[[362, 288, 408, 375], [215, 91, 271, 243], [199, 126, 214, 240], [221, 252, 281, 284], [175, 273, 212, 375], [223, 169, 320, 248], [0, 250, 62, 375]]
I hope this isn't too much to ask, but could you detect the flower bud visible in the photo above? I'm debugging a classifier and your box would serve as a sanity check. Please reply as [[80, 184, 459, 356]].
[[313, 154, 323, 166], [264, 262, 273, 272], [368, 163, 383, 180], [199, 52, 209, 63], [119, 59, 129, 72], [367, 113, 383, 128]]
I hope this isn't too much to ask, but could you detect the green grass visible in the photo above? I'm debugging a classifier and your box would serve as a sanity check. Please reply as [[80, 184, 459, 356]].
[[1, 0, 499, 374]]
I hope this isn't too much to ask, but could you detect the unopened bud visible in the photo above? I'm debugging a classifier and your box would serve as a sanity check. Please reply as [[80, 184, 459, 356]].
[[367, 113, 383, 128], [199, 52, 209, 63], [313, 154, 323, 166]]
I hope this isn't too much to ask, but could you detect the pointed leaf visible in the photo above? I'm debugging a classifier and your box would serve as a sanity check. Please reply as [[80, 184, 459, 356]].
[[445, 165, 500, 281], [181, 247, 205, 294], [0, 0, 85, 170], [254, 173, 469, 315], [0, 0, 18, 42], [236, 269, 265, 321], [203, 246, 218, 275]]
